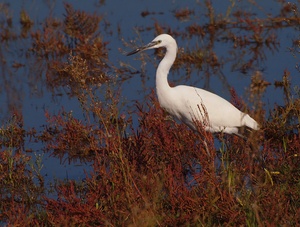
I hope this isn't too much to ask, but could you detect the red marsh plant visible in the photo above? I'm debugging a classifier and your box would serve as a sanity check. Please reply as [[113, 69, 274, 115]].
[[0, 1, 299, 226]]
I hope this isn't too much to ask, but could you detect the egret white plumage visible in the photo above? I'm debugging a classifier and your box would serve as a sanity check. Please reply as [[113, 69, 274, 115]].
[[127, 34, 259, 137]]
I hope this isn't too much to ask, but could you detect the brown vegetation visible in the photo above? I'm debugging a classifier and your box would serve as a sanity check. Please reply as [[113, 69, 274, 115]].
[[0, 1, 299, 226]]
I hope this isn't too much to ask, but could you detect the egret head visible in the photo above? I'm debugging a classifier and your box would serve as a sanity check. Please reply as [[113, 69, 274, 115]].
[[126, 34, 176, 56]]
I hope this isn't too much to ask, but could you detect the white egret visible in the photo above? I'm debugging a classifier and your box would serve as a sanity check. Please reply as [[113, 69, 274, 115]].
[[127, 34, 259, 137]]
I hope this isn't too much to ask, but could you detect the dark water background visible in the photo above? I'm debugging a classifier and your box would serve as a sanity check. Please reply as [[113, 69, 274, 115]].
[[1, 0, 299, 183]]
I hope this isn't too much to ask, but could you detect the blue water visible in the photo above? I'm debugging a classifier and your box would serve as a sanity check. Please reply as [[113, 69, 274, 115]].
[[1, 0, 299, 184]]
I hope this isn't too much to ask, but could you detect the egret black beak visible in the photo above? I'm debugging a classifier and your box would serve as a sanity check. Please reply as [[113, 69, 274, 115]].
[[126, 40, 160, 56]]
